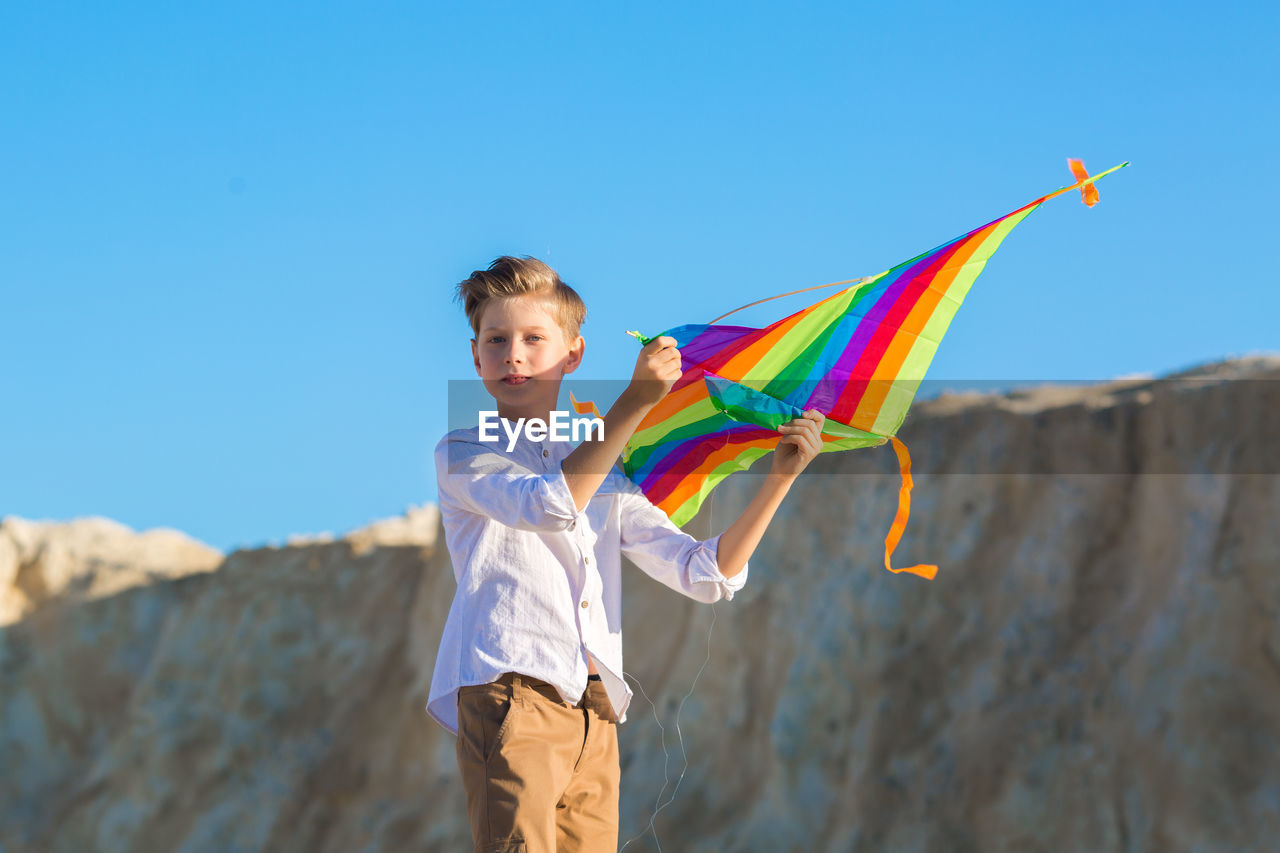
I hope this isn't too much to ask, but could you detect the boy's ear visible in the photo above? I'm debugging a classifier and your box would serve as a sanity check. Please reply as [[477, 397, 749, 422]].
[[562, 335, 585, 375], [470, 339, 482, 376]]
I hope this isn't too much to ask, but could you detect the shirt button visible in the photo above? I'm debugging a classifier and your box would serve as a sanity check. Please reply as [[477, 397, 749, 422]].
[[581, 600, 589, 609], [543, 448, 549, 458], [584, 555, 591, 565]]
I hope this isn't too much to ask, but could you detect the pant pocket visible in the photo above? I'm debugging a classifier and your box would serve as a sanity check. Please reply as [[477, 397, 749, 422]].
[[584, 681, 618, 722], [458, 682, 520, 763]]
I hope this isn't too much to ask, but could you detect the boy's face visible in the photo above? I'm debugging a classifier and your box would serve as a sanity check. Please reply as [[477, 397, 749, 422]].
[[471, 295, 584, 420]]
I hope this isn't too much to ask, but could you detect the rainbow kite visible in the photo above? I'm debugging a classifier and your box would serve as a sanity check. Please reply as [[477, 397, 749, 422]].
[[618, 159, 1128, 579]]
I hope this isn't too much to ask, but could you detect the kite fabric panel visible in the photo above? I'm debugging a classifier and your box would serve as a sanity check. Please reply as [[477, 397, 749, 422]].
[[617, 161, 1128, 578]]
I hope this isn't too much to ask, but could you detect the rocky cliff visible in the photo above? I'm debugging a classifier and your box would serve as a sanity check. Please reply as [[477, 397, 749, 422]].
[[2, 357, 1278, 852]]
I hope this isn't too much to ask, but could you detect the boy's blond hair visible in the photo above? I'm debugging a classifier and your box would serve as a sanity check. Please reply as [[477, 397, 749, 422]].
[[456, 256, 586, 341]]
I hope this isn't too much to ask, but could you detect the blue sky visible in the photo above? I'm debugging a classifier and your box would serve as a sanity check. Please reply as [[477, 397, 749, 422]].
[[4, 1, 1276, 553]]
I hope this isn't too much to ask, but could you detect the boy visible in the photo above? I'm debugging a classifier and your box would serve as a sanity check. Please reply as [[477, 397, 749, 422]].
[[427, 256, 824, 852]]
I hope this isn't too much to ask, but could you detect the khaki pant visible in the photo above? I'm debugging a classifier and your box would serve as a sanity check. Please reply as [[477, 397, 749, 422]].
[[456, 672, 620, 852]]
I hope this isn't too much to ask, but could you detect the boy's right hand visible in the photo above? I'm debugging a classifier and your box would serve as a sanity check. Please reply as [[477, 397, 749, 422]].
[[564, 334, 681, 510], [625, 335, 682, 408]]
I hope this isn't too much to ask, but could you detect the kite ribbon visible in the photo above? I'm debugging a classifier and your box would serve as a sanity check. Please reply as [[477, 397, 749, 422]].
[[885, 436, 938, 580], [1068, 158, 1100, 207], [704, 371, 936, 579], [568, 390, 603, 419]]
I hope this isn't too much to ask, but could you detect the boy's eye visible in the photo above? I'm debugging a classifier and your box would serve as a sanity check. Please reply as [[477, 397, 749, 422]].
[[483, 334, 543, 344]]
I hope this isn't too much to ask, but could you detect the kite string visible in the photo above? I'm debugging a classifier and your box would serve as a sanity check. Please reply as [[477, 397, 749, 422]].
[[619, 603, 718, 853], [707, 275, 875, 324], [619, 492, 721, 852]]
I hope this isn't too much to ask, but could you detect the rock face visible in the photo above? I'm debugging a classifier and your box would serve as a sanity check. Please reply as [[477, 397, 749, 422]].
[[0, 517, 222, 626], [2, 359, 1278, 852]]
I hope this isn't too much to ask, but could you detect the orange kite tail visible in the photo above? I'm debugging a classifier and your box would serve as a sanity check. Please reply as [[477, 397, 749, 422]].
[[569, 390, 603, 419], [1067, 157, 1100, 207], [884, 436, 939, 580]]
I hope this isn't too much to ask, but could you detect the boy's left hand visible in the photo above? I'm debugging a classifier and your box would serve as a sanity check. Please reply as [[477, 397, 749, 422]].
[[771, 409, 825, 478]]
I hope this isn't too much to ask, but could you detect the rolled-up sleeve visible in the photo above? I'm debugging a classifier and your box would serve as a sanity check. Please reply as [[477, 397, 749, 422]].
[[617, 486, 748, 603], [434, 435, 580, 532]]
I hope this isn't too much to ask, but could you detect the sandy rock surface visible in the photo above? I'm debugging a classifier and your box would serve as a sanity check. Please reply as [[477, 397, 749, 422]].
[[0, 516, 223, 626]]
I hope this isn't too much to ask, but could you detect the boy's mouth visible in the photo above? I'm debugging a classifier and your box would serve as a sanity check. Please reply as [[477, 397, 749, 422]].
[[502, 374, 530, 386]]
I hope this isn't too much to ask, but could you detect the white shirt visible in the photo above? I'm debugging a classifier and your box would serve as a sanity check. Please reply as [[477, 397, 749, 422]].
[[426, 422, 748, 734]]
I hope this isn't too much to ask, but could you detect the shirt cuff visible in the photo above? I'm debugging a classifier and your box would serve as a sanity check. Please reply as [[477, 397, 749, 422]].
[[689, 533, 748, 601]]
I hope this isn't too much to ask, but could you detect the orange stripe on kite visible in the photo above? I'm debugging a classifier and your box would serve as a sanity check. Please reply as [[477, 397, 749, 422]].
[[658, 435, 774, 517], [718, 304, 816, 381], [849, 215, 1005, 427], [635, 374, 710, 434]]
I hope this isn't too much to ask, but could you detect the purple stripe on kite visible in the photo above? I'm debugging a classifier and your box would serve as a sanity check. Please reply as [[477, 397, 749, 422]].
[[675, 325, 759, 365], [827, 271, 911, 378], [801, 312, 869, 411], [824, 234, 974, 403], [639, 424, 772, 504]]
